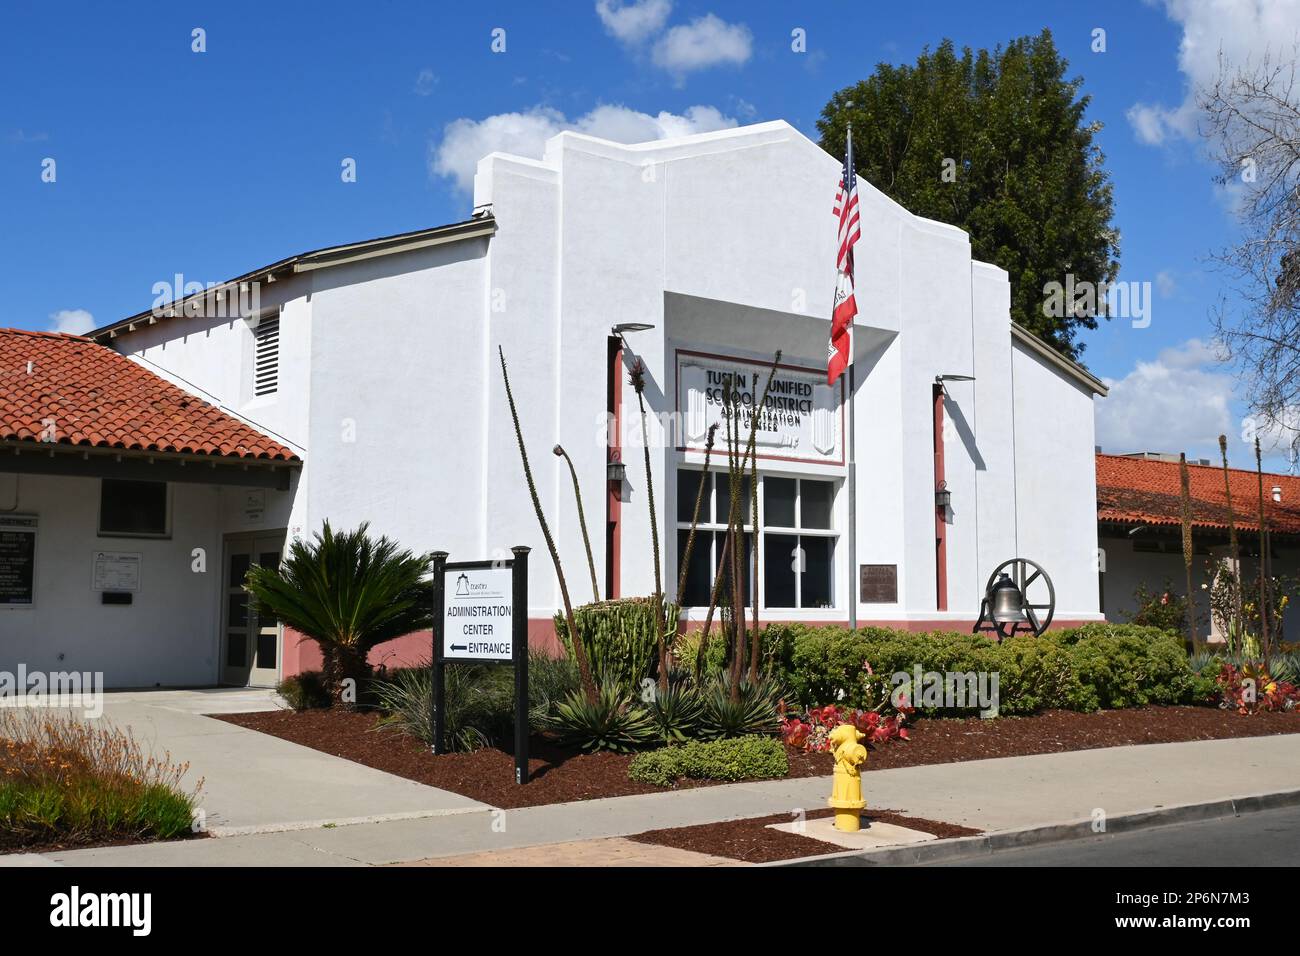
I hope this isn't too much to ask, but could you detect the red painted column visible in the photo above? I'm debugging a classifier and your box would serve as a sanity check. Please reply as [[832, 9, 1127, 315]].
[[606, 337, 622, 599], [933, 384, 948, 611]]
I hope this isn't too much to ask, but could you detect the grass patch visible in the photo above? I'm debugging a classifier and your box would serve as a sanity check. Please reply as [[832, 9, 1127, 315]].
[[0, 710, 202, 851]]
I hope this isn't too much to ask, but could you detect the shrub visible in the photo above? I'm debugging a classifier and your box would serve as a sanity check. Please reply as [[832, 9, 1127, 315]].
[[0, 711, 200, 850], [767, 621, 1216, 717], [781, 703, 909, 752], [1123, 580, 1188, 635], [546, 684, 658, 753], [1215, 662, 1300, 714], [627, 736, 788, 787], [276, 671, 332, 712], [525, 651, 580, 728], [554, 598, 680, 689]]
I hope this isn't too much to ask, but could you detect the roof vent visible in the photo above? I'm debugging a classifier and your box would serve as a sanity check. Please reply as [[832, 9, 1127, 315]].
[[1272, 485, 1282, 503], [253, 314, 280, 396]]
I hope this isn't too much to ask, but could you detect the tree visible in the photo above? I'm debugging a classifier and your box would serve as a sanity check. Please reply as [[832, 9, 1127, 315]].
[[1200, 46, 1300, 460], [245, 521, 432, 708], [817, 29, 1119, 360]]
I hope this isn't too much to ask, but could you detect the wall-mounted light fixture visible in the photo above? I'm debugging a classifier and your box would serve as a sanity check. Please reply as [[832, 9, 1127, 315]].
[[611, 323, 655, 336], [607, 452, 626, 484], [935, 479, 951, 510], [935, 373, 976, 391]]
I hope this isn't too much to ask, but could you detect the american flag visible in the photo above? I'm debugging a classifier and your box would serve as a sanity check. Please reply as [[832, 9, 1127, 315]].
[[828, 131, 860, 386]]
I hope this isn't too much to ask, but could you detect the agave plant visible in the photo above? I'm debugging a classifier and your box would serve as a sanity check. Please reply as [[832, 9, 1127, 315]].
[[646, 681, 705, 745], [546, 684, 658, 753], [699, 674, 784, 740], [245, 521, 432, 708]]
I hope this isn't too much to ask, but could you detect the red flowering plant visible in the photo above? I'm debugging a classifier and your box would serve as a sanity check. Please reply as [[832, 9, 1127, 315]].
[[779, 700, 912, 753], [1216, 662, 1300, 715]]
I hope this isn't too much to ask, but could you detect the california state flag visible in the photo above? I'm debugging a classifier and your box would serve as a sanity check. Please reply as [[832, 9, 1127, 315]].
[[829, 269, 855, 385], [828, 131, 860, 386]]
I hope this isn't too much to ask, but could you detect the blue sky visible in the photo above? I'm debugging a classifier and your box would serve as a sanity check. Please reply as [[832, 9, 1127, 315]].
[[3, 0, 1298, 469]]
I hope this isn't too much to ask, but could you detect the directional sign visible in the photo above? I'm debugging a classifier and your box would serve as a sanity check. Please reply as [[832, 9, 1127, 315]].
[[441, 565, 513, 661]]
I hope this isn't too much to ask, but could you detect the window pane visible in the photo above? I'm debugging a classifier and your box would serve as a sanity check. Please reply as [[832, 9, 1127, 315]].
[[99, 479, 167, 536], [715, 531, 754, 607], [801, 536, 834, 609], [766, 477, 796, 527], [677, 529, 712, 607], [801, 480, 834, 530], [714, 476, 752, 526], [257, 632, 277, 669], [226, 633, 247, 668], [228, 594, 247, 628], [677, 470, 705, 523], [229, 553, 250, 587], [764, 533, 798, 608]]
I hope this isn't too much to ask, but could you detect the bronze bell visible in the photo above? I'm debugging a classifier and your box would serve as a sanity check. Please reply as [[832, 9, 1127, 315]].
[[990, 572, 1026, 624]]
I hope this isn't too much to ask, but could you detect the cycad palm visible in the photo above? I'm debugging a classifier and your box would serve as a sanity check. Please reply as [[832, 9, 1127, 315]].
[[245, 521, 433, 707]]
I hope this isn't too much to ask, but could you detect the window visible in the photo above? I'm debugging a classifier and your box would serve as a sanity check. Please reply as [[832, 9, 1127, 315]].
[[675, 469, 836, 611], [253, 312, 280, 396], [99, 479, 168, 537]]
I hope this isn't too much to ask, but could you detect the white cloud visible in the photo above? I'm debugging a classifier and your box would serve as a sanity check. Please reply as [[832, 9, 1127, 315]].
[[652, 14, 752, 80], [1155, 270, 1177, 298], [595, 0, 672, 45], [1095, 338, 1234, 455], [413, 69, 437, 96], [1128, 0, 1300, 146], [48, 309, 95, 335], [431, 103, 738, 192]]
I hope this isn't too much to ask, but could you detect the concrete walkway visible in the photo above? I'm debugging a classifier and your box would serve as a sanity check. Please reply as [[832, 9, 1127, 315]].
[[13, 729, 1300, 867], [50, 689, 488, 836]]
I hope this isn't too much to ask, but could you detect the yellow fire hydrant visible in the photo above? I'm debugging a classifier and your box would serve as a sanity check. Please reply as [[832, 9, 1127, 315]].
[[828, 724, 867, 832]]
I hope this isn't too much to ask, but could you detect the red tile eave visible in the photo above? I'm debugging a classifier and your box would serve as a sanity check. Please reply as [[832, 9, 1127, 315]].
[[1097, 452, 1300, 536], [0, 329, 301, 464]]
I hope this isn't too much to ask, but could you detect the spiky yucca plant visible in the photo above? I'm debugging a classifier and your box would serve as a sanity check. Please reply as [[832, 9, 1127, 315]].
[[499, 347, 598, 703], [699, 673, 784, 740], [244, 521, 431, 708], [646, 681, 705, 745], [554, 444, 600, 603]]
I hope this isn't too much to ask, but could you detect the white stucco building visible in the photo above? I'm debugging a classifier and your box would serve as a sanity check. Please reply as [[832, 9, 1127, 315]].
[[1, 121, 1107, 688]]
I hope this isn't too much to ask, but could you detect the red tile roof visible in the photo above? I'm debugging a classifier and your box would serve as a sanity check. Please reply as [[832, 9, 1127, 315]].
[[0, 329, 299, 461], [1097, 452, 1300, 536]]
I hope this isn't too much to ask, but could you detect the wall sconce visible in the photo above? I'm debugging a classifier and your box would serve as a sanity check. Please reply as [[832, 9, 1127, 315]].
[[935, 479, 951, 510], [607, 453, 626, 484]]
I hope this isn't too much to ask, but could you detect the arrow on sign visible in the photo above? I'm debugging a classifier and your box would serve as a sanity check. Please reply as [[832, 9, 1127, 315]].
[[450, 644, 467, 652]]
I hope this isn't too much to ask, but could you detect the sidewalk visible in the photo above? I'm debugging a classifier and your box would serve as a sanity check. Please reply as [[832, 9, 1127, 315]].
[[58, 690, 488, 835], [14, 731, 1300, 867]]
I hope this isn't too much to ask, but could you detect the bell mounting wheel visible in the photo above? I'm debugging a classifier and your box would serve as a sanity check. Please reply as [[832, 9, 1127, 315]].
[[974, 557, 1055, 639]]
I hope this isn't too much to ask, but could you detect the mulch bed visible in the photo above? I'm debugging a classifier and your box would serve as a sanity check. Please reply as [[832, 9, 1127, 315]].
[[217, 705, 1300, 810], [628, 807, 983, 864], [217, 708, 824, 809]]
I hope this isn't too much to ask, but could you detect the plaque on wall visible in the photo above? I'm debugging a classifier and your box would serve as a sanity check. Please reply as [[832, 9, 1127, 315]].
[[860, 564, 898, 604], [0, 515, 37, 606]]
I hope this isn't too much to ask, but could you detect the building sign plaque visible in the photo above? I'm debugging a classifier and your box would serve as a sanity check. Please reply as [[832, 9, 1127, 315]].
[[676, 350, 843, 465]]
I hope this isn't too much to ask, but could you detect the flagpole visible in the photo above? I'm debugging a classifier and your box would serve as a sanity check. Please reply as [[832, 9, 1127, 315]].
[[846, 123, 858, 630], [847, 344, 857, 629]]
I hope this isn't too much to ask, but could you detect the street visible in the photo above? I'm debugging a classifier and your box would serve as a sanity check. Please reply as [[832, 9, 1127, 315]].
[[934, 805, 1300, 866]]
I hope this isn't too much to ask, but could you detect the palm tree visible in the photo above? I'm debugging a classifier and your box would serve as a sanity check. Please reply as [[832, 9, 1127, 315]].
[[245, 521, 432, 708]]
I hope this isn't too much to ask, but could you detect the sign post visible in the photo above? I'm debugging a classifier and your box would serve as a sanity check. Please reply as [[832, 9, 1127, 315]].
[[429, 547, 530, 785]]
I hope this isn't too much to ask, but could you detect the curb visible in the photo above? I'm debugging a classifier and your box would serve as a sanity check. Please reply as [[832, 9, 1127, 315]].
[[765, 787, 1300, 867], [207, 805, 488, 838]]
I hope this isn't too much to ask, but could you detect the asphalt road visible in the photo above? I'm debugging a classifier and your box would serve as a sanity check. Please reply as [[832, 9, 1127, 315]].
[[934, 804, 1300, 866]]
